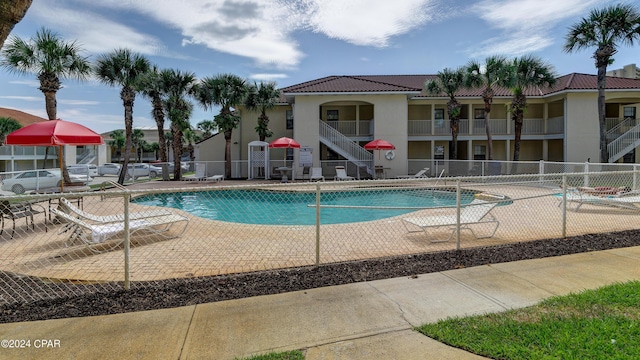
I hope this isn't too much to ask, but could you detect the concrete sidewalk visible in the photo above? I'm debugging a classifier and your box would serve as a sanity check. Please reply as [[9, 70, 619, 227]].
[[1, 246, 639, 360]]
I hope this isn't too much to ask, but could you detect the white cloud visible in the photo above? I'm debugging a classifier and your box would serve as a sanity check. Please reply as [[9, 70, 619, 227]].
[[0, 96, 41, 102], [28, 2, 171, 57], [468, 0, 613, 58], [301, 0, 436, 47], [40, 0, 439, 69], [58, 99, 100, 106], [248, 73, 289, 81], [8, 80, 40, 87]]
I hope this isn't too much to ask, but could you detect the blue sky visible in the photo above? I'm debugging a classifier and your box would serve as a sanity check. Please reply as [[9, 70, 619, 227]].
[[1, 0, 638, 135]]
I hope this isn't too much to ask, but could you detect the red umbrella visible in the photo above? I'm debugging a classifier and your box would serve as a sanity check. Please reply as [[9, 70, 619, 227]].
[[5, 119, 104, 191], [364, 139, 395, 159], [269, 137, 301, 149], [269, 137, 301, 166]]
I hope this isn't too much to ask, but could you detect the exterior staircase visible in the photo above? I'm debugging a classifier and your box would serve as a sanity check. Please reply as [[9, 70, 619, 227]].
[[319, 120, 374, 177], [607, 119, 640, 163], [76, 148, 97, 164]]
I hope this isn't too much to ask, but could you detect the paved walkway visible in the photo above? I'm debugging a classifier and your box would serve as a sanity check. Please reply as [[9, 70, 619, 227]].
[[1, 246, 639, 359]]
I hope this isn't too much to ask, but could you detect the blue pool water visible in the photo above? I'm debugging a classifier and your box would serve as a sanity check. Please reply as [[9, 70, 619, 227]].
[[131, 189, 476, 225]]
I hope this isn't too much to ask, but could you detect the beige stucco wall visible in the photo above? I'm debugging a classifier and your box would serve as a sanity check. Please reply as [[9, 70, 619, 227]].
[[565, 93, 600, 162]]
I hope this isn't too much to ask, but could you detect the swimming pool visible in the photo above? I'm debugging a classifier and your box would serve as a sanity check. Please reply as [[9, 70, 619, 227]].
[[131, 189, 476, 225]]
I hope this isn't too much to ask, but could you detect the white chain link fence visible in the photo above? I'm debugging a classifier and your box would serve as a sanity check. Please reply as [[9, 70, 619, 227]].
[[1, 170, 639, 305]]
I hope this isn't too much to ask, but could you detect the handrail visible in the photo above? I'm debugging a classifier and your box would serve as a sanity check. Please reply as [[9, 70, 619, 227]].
[[431, 169, 446, 194], [319, 120, 373, 173], [606, 117, 637, 142], [607, 123, 640, 163], [99, 180, 128, 200]]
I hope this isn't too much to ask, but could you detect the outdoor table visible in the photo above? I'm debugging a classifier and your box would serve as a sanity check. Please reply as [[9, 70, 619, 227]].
[[32, 186, 89, 220], [374, 166, 390, 179], [277, 167, 292, 183]]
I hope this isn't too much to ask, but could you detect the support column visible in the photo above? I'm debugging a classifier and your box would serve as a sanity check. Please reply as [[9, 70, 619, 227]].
[[543, 139, 549, 161]]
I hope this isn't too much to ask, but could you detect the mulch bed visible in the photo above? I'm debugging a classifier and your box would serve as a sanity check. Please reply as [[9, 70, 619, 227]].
[[1, 230, 639, 324]]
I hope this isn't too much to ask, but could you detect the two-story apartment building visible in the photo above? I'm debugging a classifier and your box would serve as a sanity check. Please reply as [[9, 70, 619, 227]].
[[196, 72, 640, 179]]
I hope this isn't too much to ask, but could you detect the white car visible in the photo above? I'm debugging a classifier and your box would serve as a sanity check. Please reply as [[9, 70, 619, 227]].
[[1, 169, 91, 194], [67, 164, 98, 177], [126, 163, 163, 179], [98, 163, 122, 176]]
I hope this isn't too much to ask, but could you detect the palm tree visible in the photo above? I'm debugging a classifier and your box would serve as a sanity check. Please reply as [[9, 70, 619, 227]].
[[195, 73, 248, 179], [94, 48, 150, 184], [197, 119, 216, 138], [1, 27, 90, 183], [138, 65, 170, 163], [564, 4, 640, 163], [183, 128, 197, 165], [131, 128, 144, 162], [502, 55, 556, 163], [244, 81, 280, 141], [0, 116, 21, 145], [109, 130, 126, 162], [163, 69, 196, 180], [0, 0, 32, 49], [425, 68, 465, 159], [1, 27, 91, 120], [465, 56, 510, 161]]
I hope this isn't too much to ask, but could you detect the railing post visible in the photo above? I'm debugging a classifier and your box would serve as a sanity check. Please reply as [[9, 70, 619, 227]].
[[124, 192, 131, 290], [584, 161, 590, 187], [539, 160, 544, 183], [456, 179, 461, 250], [562, 175, 567, 238], [315, 182, 321, 266]]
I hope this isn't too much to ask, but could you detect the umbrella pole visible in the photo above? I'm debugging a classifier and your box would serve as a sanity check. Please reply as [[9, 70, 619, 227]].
[[59, 145, 64, 192]]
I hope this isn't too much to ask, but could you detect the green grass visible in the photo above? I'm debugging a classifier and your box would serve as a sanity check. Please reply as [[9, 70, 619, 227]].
[[237, 350, 304, 360], [417, 280, 640, 359]]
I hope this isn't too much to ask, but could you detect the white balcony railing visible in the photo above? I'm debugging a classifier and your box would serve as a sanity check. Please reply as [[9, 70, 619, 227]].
[[547, 116, 564, 134], [409, 117, 562, 136], [326, 120, 372, 137]]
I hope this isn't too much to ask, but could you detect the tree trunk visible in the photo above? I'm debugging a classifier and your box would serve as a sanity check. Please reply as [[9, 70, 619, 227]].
[[447, 99, 461, 160], [513, 112, 522, 162], [0, 0, 32, 49], [225, 131, 232, 179], [119, 98, 135, 184], [152, 98, 168, 163], [597, 64, 608, 163], [482, 88, 494, 160], [171, 124, 183, 181]]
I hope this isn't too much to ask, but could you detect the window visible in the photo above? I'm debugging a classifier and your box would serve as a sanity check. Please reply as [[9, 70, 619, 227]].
[[434, 109, 445, 128], [327, 109, 339, 121], [473, 145, 486, 160], [623, 106, 636, 119], [286, 148, 294, 161], [286, 110, 294, 129], [474, 109, 485, 119]]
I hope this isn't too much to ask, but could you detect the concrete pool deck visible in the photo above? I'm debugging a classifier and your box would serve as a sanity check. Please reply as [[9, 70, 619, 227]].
[[1, 178, 639, 283]]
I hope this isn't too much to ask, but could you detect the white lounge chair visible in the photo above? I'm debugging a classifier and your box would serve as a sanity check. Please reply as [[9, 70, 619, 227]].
[[205, 175, 224, 182], [402, 199, 499, 243], [560, 191, 640, 212], [51, 206, 189, 253], [184, 162, 207, 181], [334, 166, 355, 181], [396, 167, 430, 179], [310, 167, 325, 182], [59, 197, 173, 223]]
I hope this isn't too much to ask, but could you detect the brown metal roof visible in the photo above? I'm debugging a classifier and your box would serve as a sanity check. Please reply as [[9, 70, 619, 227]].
[[0, 107, 47, 126], [281, 73, 640, 98]]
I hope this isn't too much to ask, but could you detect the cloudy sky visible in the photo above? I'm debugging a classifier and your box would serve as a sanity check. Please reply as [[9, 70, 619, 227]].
[[1, 0, 637, 134]]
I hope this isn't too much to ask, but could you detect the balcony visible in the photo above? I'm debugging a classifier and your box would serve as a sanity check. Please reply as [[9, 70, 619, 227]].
[[408, 117, 563, 136], [326, 120, 373, 137]]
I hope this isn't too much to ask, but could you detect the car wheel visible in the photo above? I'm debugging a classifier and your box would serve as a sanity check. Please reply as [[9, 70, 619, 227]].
[[11, 184, 25, 194], [149, 171, 158, 178]]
